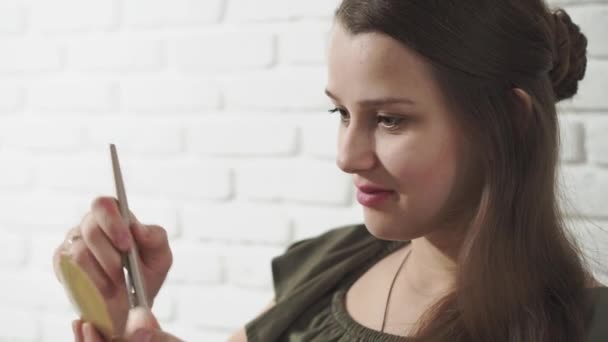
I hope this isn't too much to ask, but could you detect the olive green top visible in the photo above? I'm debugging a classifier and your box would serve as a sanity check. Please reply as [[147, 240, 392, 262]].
[[245, 224, 608, 342]]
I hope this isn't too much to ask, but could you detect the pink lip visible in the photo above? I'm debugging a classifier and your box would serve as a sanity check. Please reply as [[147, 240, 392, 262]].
[[356, 189, 393, 207], [356, 184, 392, 193]]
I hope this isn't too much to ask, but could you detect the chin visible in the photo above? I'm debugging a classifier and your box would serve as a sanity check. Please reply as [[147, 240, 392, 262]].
[[362, 216, 406, 241], [361, 210, 423, 241]]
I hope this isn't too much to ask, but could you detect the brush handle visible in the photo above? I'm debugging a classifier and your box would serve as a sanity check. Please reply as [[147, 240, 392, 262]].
[[110, 144, 149, 309]]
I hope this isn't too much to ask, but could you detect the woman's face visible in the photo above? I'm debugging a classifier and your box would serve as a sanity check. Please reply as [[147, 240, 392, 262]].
[[326, 23, 468, 241]]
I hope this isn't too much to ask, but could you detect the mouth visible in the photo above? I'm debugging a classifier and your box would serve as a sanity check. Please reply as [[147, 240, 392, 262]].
[[356, 188, 394, 207], [356, 184, 393, 194]]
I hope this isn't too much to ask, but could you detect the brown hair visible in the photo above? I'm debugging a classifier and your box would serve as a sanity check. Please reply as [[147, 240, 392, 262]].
[[335, 0, 594, 341]]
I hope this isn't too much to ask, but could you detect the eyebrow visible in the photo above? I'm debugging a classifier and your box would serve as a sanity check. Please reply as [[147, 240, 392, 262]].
[[325, 89, 416, 107]]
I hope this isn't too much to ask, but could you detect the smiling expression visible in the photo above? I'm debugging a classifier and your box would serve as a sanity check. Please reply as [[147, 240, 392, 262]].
[[326, 23, 470, 240]]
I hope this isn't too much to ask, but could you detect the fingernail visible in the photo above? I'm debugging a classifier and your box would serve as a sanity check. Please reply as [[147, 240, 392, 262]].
[[132, 329, 153, 342]]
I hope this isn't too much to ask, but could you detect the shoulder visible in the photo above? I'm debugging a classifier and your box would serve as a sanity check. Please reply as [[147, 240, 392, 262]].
[[273, 223, 380, 276], [283, 223, 373, 255], [271, 223, 385, 302]]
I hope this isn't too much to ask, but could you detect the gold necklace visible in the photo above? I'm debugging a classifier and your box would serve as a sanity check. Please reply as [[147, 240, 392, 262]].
[[381, 247, 412, 333]]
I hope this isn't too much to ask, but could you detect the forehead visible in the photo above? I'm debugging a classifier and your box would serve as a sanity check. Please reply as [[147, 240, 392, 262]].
[[326, 23, 440, 105]]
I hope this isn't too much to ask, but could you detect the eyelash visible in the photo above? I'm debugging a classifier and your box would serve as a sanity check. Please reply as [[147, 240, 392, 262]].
[[328, 107, 406, 130]]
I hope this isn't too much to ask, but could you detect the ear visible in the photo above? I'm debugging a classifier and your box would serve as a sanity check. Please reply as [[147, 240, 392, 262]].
[[513, 88, 532, 115]]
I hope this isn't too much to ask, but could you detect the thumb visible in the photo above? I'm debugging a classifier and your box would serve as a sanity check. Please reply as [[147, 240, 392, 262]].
[[124, 308, 182, 342], [124, 307, 160, 335], [129, 329, 184, 342]]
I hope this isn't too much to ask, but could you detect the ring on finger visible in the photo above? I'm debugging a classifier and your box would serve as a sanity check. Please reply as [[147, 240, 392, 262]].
[[67, 233, 83, 246]]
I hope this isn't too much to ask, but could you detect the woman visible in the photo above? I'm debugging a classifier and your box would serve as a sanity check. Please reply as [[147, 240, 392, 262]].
[[54, 0, 608, 341]]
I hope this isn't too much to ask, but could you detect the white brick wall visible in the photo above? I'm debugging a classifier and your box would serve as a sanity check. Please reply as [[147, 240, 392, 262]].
[[0, 1, 605, 341]]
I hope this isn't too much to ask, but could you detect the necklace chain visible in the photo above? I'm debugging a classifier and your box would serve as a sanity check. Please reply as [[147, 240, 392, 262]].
[[381, 247, 412, 333]]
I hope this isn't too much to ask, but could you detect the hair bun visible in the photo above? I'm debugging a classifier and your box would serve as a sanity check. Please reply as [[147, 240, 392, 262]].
[[549, 9, 588, 102]]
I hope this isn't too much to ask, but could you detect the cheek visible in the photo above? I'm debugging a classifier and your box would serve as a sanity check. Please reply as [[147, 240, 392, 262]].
[[390, 136, 458, 217]]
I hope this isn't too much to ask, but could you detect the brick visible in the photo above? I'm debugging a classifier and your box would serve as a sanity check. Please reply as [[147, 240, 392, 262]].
[[226, 0, 340, 21], [181, 202, 291, 244], [557, 115, 585, 163], [122, 158, 232, 200], [0, 308, 40, 341], [150, 286, 175, 323], [566, 218, 608, 282], [35, 154, 113, 195], [558, 165, 608, 218], [565, 5, 608, 58], [83, 118, 184, 156], [0, 193, 83, 232], [185, 116, 298, 156], [0, 85, 23, 112], [0, 271, 72, 312], [548, 1, 607, 8], [124, 0, 222, 28], [31, 0, 117, 33], [225, 0, 290, 21], [290, 0, 343, 18], [30, 233, 65, 271], [167, 240, 223, 284], [561, 59, 608, 110], [279, 24, 330, 65], [41, 313, 79, 342], [290, 206, 363, 241], [224, 244, 283, 289], [223, 68, 327, 111], [122, 196, 180, 239], [0, 1, 27, 34], [122, 78, 221, 113], [173, 284, 272, 329], [29, 81, 118, 113], [0, 232, 26, 267], [69, 39, 165, 72], [235, 159, 351, 205], [36, 153, 231, 200], [0, 40, 62, 73], [300, 113, 341, 159], [174, 31, 275, 73], [585, 115, 608, 165], [0, 150, 33, 189], [0, 117, 84, 152]]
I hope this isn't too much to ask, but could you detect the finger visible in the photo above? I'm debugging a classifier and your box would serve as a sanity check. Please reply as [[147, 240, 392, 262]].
[[80, 213, 124, 285], [82, 322, 104, 342], [125, 307, 160, 334], [125, 308, 184, 342], [70, 240, 114, 297], [91, 197, 133, 252], [72, 320, 84, 342], [153, 331, 184, 342], [129, 214, 164, 249], [131, 329, 184, 342], [132, 223, 172, 271]]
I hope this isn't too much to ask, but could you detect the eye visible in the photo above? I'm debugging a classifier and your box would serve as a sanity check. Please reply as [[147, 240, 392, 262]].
[[328, 107, 407, 131], [377, 115, 406, 130], [328, 107, 349, 122]]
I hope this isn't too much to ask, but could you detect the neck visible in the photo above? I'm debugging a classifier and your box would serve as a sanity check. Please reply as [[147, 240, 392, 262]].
[[403, 230, 462, 297]]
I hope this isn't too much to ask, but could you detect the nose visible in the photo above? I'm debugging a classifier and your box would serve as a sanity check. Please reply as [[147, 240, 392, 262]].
[[335, 123, 376, 173]]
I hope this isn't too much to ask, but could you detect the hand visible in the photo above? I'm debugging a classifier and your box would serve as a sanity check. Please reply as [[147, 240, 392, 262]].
[[73, 307, 183, 342], [53, 196, 173, 336]]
